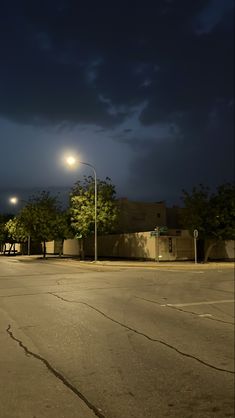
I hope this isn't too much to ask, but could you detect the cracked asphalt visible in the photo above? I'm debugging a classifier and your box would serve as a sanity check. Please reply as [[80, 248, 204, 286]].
[[0, 257, 234, 418]]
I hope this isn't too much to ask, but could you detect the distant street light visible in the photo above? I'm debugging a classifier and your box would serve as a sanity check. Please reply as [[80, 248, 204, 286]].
[[66, 156, 98, 262], [9, 197, 31, 256]]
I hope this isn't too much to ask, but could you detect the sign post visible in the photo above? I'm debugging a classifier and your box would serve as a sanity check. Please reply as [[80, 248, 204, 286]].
[[193, 229, 198, 264], [154, 226, 160, 262]]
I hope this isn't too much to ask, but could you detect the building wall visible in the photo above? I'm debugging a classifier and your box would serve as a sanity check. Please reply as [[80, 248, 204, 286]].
[[46, 240, 63, 254], [60, 235, 233, 261], [84, 232, 154, 259], [207, 240, 235, 261], [63, 238, 80, 256], [83, 231, 194, 261], [166, 207, 186, 228], [46, 241, 55, 254], [115, 199, 167, 233], [3, 243, 21, 253]]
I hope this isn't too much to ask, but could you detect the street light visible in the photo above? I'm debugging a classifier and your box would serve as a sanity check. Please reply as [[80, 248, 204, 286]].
[[9, 196, 31, 256], [66, 156, 98, 262], [9, 196, 18, 205]]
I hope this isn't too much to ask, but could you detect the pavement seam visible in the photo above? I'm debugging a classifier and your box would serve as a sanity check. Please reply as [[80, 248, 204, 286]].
[[135, 296, 234, 325], [50, 292, 234, 376], [165, 304, 234, 326], [6, 325, 105, 418]]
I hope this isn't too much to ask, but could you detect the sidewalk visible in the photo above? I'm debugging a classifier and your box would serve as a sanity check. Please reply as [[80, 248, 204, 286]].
[[76, 259, 234, 269], [7, 254, 234, 269]]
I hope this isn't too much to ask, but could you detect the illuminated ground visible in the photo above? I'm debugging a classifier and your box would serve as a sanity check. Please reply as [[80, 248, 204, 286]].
[[0, 257, 234, 418]]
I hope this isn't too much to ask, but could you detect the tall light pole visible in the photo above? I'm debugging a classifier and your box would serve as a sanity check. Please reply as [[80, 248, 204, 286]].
[[9, 196, 31, 256], [66, 157, 98, 262]]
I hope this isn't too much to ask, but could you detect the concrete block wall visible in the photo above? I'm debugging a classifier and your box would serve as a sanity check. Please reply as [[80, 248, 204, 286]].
[[63, 239, 80, 256], [60, 233, 234, 261], [208, 240, 235, 261], [83, 231, 194, 261], [46, 240, 63, 255]]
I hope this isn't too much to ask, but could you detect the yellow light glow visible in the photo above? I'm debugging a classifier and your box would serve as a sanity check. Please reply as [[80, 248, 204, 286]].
[[9, 196, 18, 205], [66, 156, 76, 166]]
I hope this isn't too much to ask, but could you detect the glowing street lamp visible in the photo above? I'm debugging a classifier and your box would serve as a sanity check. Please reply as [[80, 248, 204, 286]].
[[66, 156, 98, 262], [9, 196, 18, 205], [9, 196, 31, 256], [66, 156, 76, 166]]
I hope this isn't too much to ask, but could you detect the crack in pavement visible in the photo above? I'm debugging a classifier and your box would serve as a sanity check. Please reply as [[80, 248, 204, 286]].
[[135, 296, 234, 326], [50, 293, 234, 375], [0, 272, 87, 279], [0, 291, 72, 298], [6, 325, 105, 418], [0, 283, 161, 299]]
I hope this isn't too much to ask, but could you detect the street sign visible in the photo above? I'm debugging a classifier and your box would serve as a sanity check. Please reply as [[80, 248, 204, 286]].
[[194, 229, 199, 239], [150, 231, 159, 237], [159, 226, 168, 234], [151, 226, 168, 237]]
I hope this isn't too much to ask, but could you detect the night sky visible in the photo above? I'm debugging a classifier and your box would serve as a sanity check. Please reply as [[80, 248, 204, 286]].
[[0, 0, 234, 212]]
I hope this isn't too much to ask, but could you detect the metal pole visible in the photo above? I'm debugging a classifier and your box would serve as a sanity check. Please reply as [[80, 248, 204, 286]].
[[154, 226, 160, 262], [157, 227, 160, 262], [194, 237, 197, 264], [94, 169, 97, 262], [80, 162, 98, 262], [193, 229, 198, 264], [27, 235, 30, 256]]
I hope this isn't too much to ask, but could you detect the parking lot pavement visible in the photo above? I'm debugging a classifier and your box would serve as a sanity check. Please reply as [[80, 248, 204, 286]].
[[0, 257, 234, 418]]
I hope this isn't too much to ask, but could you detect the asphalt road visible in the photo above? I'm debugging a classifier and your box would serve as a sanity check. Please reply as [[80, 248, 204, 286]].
[[0, 257, 234, 418]]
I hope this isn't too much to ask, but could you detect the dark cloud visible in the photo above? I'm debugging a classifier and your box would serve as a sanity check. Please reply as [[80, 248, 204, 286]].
[[1, 0, 233, 128], [126, 100, 234, 203], [0, 0, 233, 205], [123, 129, 133, 134]]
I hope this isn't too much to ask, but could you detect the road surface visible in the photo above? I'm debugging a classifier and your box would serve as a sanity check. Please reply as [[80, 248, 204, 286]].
[[0, 257, 234, 418]]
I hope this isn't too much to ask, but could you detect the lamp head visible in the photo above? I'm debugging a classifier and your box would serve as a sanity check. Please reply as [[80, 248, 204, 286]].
[[9, 196, 18, 205], [66, 156, 76, 166]]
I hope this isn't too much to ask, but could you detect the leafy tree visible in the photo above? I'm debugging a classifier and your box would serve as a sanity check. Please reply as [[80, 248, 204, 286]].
[[5, 217, 28, 243], [18, 191, 67, 258], [52, 211, 74, 256], [0, 214, 13, 252], [182, 183, 235, 261], [4, 217, 29, 255], [70, 176, 119, 257]]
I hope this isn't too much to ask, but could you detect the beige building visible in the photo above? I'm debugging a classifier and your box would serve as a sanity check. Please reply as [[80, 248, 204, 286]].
[[83, 230, 194, 261], [115, 198, 167, 233], [45, 199, 234, 261], [59, 234, 234, 261], [114, 198, 185, 233]]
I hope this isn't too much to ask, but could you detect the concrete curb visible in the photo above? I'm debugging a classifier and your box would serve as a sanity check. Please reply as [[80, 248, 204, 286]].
[[8, 255, 234, 270]]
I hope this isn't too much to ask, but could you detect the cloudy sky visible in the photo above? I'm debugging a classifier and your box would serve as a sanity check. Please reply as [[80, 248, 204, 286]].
[[0, 0, 234, 211]]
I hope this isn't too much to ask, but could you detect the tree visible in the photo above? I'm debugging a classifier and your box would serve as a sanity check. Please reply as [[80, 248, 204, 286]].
[[18, 191, 66, 258], [52, 211, 74, 256], [4, 217, 29, 255], [5, 217, 28, 242], [70, 176, 119, 257], [0, 214, 14, 252], [182, 183, 235, 262]]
